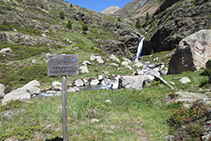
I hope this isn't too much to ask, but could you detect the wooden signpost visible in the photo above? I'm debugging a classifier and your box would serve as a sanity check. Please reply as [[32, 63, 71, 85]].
[[47, 54, 79, 141]]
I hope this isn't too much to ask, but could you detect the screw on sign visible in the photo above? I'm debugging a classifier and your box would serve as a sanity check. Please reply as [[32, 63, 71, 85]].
[[47, 54, 79, 141]]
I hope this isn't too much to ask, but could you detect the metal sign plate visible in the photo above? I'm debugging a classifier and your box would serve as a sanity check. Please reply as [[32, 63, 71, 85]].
[[47, 54, 79, 76]]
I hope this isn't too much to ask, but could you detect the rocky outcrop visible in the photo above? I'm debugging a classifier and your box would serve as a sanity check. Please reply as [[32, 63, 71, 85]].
[[168, 29, 211, 74], [101, 6, 120, 15], [0, 31, 66, 47]]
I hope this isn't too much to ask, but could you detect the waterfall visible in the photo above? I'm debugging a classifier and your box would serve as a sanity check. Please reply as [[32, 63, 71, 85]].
[[135, 36, 145, 62]]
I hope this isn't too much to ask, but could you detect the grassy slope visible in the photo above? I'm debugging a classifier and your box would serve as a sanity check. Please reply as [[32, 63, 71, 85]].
[[1, 70, 210, 140]]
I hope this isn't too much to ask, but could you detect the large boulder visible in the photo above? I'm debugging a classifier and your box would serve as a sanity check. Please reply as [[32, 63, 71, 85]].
[[121, 75, 154, 90], [168, 30, 211, 74], [2, 88, 31, 105]]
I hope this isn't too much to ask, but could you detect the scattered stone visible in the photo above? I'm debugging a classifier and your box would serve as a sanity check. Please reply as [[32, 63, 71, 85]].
[[0, 47, 12, 54], [67, 87, 76, 92], [179, 77, 191, 84], [126, 65, 132, 70], [90, 79, 99, 86], [41, 34, 46, 38], [164, 135, 175, 141], [46, 91, 56, 95], [98, 75, 104, 81], [110, 63, 119, 67], [2, 88, 31, 105], [82, 78, 88, 85], [91, 118, 99, 122], [73, 86, 80, 92], [82, 61, 92, 65], [51, 81, 62, 90], [105, 99, 111, 103], [0, 83, 5, 98], [90, 55, 104, 64], [79, 65, 89, 73], [109, 54, 120, 63], [133, 62, 144, 68], [121, 61, 129, 66], [74, 79, 84, 87], [122, 58, 132, 64]]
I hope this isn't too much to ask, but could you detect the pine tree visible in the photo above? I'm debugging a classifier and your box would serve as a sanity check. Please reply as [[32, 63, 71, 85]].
[[59, 11, 65, 19], [66, 20, 72, 30], [145, 12, 150, 22], [135, 18, 141, 29]]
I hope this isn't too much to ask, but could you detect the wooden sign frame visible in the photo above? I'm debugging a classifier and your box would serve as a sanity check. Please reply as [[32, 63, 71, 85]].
[[47, 54, 79, 76]]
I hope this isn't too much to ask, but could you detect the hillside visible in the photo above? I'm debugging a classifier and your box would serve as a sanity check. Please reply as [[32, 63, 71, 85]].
[[1, 0, 211, 140], [100, 6, 120, 15], [112, 0, 163, 18]]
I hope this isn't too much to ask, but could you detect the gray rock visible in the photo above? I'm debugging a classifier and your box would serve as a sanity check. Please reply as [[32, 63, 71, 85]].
[[206, 59, 211, 69], [146, 69, 160, 77], [4, 138, 18, 141], [2, 88, 31, 105], [82, 61, 92, 65], [27, 87, 41, 95], [98, 75, 104, 81], [121, 75, 145, 90], [0, 47, 12, 54], [165, 91, 208, 104], [46, 90, 56, 94], [51, 81, 62, 90], [90, 79, 99, 86], [79, 65, 89, 73], [67, 87, 76, 92], [133, 62, 144, 68], [168, 30, 211, 74], [0, 83, 5, 98], [74, 79, 84, 87], [179, 77, 191, 84], [109, 54, 120, 63], [110, 63, 119, 67], [22, 80, 40, 91], [90, 55, 104, 64]]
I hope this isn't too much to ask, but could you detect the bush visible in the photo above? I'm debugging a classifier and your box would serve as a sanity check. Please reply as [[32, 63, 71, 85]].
[[7, 65, 48, 84], [66, 20, 72, 30], [168, 100, 208, 127], [2, 19, 9, 25], [82, 24, 88, 31], [59, 11, 65, 19]]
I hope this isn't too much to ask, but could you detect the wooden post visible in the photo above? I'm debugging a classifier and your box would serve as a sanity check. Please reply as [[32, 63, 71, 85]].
[[62, 75, 68, 141]]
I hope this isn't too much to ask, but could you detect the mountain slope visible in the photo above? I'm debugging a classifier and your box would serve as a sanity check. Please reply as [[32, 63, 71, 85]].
[[112, 0, 163, 18], [100, 6, 120, 15]]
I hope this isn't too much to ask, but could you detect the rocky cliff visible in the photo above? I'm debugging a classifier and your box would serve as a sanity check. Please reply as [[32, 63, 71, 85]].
[[142, 0, 211, 55]]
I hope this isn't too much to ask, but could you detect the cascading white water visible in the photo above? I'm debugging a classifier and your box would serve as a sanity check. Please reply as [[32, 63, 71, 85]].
[[135, 36, 145, 62]]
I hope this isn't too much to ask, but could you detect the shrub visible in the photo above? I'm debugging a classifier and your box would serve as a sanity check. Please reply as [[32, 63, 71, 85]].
[[168, 100, 209, 127], [59, 11, 65, 19], [2, 19, 9, 25], [66, 20, 72, 30], [6, 65, 48, 86], [82, 24, 88, 31]]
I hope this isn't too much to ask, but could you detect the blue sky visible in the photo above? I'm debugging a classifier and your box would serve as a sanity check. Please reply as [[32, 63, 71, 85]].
[[65, 0, 132, 12]]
